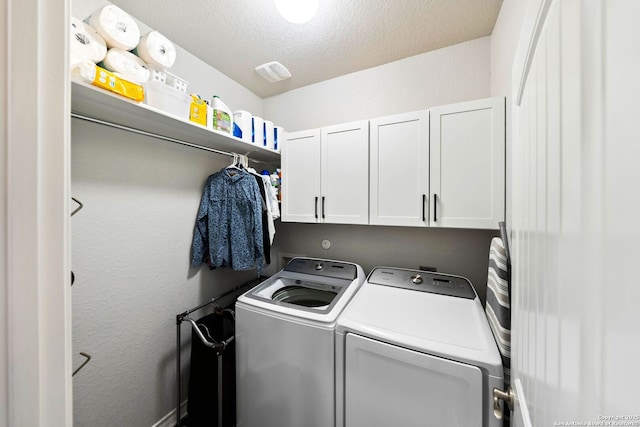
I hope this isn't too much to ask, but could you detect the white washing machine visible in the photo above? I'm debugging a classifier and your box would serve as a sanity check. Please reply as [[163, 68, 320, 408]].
[[235, 257, 365, 427], [335, 267, 503, 427]]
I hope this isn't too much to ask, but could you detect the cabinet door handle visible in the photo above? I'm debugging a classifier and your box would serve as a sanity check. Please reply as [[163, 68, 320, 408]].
[[315, 196, 318, 219], [422, 194, 426, 222], [433, 193, 438, 222], [322, 196, 325, 219]]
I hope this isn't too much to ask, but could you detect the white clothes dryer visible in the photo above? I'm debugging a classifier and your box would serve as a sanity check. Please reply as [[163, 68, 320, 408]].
[[235, 257, 365, 427], [335, 267, 503, 427]]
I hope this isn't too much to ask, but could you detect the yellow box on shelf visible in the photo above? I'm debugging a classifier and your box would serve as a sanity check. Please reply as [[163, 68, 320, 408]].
[[72, 61, 144, 102], [189, 95, 208, 126]]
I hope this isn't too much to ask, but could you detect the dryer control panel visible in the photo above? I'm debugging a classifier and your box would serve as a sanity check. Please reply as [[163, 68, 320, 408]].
[[284, 257, 358, 281], [367, 267, 476, 299]]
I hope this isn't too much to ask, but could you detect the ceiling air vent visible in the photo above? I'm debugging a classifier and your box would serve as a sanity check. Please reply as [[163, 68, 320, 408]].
[[255, 61, 292, 83]]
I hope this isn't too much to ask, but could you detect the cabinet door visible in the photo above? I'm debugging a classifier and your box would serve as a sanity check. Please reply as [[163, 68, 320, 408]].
[[321, 121, 369, 225], [281, 128, 321, 223], [429, 97, 505, 229], [369, 111, 429, 226]]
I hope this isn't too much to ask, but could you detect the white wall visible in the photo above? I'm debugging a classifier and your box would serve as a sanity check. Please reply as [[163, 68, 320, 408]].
[[490, 1, 528, 99], [263, 37, 491, 131], [71, 1, 272, 426], [490, 0, 529, 230]]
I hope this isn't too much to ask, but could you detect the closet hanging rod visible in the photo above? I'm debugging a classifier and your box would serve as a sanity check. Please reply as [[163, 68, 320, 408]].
[[71, 112, 266, 163]]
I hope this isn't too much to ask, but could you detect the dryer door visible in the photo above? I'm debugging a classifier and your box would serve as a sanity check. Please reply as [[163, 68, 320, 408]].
[[344, 333, 483, 427]]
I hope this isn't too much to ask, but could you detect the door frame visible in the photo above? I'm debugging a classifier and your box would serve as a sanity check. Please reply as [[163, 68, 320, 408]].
[[1, 0, 72, 425]]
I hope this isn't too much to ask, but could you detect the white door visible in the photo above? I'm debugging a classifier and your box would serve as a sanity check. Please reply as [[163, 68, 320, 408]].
[[281, 128, 321, 223], [344, 333, 482, 427], [430, 97, 505, 229], [369, 111, 429, 226], [510, 0, 640, 425], [321, 120, 369, 224]]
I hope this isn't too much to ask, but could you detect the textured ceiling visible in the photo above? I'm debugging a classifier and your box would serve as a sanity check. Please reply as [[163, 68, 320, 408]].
[[109, 0, 503, 98]]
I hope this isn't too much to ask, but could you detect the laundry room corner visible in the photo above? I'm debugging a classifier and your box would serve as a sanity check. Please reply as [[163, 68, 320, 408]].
[[69, 1, 504, 426]]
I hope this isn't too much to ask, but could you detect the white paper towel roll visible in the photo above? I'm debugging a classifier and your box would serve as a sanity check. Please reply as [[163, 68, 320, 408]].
[[264, 120, 275, 149], [233, 110, 253, 142], [252, 116, 264, 145], [89, 4, 140, 51], [135, 31, 176, 70], [102, 48, 150, 84], [70, 17, 107, 67], [274, 126, 284, 152]]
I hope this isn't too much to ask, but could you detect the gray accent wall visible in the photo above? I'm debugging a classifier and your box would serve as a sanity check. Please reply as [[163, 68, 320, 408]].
[[272, 222, 497, 305]]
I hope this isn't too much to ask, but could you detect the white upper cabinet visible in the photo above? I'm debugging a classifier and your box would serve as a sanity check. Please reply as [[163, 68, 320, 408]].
[[369, 110, 430, 227], [281, 128, 321, 223], [283, 96, 505, 229], [321, 121, 369, 224], [429, 97, 505, 229], [282, 120, 369, 224]]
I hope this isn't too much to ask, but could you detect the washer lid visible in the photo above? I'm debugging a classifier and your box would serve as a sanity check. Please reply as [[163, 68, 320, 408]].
[[337, 274, 503, 377]]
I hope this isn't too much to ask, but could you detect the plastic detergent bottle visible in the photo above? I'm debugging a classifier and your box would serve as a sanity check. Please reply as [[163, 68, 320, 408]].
[[211, 95, 232, 134], [271, 170, 281, 201]]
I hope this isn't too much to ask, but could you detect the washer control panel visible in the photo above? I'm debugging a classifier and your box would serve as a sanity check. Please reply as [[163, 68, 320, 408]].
[[284, 257, 358, 280], [367, 267, 476, 299]]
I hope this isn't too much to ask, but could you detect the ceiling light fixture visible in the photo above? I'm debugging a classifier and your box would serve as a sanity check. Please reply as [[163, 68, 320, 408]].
[[274, 0, 319, 24]]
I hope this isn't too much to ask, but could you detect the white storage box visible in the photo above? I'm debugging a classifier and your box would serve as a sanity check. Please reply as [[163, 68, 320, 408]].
[[148, 65, 167, 84], [165, 72, 188, 93], [143, 81, 191, 119]]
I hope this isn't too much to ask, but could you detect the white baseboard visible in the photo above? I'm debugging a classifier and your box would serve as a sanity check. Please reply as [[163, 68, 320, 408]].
[[152, 400, 188, 427]]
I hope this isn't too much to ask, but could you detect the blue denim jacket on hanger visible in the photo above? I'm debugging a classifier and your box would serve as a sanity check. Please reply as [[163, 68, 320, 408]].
[[191, 168, 265, 273]]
